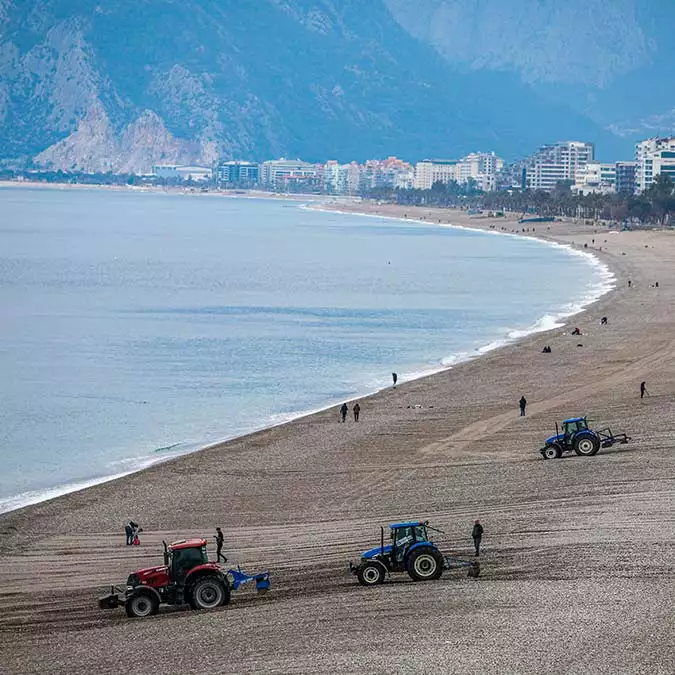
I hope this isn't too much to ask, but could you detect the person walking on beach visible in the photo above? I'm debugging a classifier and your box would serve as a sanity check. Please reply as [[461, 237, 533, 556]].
[[519, 396, 527, 416], [124, 522, 133, 546], [472, 520, 484, 557], [353, 403, 360, 422], [640, 381, 648, 399], [214, 527, 227, 563], [392, 372, 398, 387], [340, 403, 348, 423]]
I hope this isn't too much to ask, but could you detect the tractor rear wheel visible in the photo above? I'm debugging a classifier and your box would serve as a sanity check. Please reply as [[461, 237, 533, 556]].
[[189, 576, 230, 611], [573, 434, 600, 456], [406, 547, 444, 582], [543, 444, 562, 459], [356, 561, 386, 586], [125, 592, 159, 618]]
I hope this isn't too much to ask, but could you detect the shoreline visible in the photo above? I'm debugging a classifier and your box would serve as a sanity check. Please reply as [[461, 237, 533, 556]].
[[0, 202, 615, 515], [2, 202, 673, 674]]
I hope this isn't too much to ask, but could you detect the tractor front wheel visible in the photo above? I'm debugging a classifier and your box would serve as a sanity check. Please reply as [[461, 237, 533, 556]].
[[406, 547, 444, 582], [125, 592, 159, 618], [356, 561, 386, 586], [543, 444, 562, 459], [189, 576, 230, 611], [574, 434, 600, 456]]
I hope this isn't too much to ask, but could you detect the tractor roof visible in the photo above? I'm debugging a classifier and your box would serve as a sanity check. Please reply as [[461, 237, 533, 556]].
[[563, 417, 586, 424], [169, 538, 207, 550], [390, 520, 425, 529]]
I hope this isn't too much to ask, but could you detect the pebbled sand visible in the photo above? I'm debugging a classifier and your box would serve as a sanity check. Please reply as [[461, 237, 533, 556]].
[[1, 206, 674, 674]]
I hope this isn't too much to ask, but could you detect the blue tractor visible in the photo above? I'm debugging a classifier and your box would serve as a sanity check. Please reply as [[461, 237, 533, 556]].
[[539, 416, 630, 459], [349, 520, 479, 586]]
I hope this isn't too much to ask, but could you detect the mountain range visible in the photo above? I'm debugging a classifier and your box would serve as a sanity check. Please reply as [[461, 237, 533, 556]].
[[0, 0, 673, 173]]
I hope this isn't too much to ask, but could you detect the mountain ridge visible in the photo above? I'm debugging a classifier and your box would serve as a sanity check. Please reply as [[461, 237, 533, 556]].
[[1, 0, 663, 172]]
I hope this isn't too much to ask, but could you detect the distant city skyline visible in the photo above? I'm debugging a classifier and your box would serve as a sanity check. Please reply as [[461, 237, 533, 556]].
[[148, 135, 675, 197]]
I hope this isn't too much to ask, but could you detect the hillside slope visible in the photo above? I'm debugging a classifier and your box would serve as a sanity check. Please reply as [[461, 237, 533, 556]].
[[0, 0, 632, 172]]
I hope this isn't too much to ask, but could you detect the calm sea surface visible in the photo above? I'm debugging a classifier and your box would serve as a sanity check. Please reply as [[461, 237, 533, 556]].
[[0, 187, 612, 511]]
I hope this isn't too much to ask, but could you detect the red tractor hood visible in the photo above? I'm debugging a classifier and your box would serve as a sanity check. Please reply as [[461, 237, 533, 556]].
[[132, 565, 169, 582]]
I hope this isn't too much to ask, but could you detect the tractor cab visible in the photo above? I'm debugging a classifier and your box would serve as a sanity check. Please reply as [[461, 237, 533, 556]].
[[165, 539, 211, 583], [562, 417, 589, 438], [389, 521, 431, 564]]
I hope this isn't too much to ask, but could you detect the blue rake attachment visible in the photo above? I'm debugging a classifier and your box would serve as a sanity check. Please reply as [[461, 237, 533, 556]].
[[226, 566, 271, 593]]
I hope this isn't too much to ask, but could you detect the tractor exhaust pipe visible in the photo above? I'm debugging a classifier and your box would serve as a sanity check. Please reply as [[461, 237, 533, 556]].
[[380, 526, 384, 558]]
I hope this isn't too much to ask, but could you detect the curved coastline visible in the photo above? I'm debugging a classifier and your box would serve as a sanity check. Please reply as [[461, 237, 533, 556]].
[[3, 204, 675, 673], [0, 203, 616, 515]]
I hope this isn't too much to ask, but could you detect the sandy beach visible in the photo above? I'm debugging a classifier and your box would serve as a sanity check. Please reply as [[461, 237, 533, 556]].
[[1, 205, 673, 674]]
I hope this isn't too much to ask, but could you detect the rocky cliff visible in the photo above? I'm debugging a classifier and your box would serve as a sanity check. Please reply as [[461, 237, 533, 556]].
[[0, 0, 669, 172]]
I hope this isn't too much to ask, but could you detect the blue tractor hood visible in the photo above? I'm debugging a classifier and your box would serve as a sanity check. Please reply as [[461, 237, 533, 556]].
[[362, 544, 392, 559], [545, 434, 564, 445]]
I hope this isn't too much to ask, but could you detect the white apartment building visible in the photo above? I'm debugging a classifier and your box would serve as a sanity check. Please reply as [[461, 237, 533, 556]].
[[457, 152, 504, 191], [260, 158, 317, 187], [152, 165, 213, 181], [525, 141, 594, 191], [414, 153, 503, 191], [413, 159, 458, 189], [635, 137, 675, 192], [573, 162, 617, 195], [323, 160, 349, 194]]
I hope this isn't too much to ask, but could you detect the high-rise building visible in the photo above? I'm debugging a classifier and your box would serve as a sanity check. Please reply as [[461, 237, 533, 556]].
[[615, 161, 637, 195], [216, 161, 259, 185], [524, 141, 594, 191], [635, 137, 675, 192], [413, 159, 458, 189], [323, 160, 349, 194], [414, 153, 503, 191], [456, 152, 504, 191]]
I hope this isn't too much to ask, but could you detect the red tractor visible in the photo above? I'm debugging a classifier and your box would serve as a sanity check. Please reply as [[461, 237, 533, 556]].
[[99, 537, 270, 618]]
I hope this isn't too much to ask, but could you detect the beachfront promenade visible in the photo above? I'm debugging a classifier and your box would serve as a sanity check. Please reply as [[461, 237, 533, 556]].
[[1, 208, 673, 674]]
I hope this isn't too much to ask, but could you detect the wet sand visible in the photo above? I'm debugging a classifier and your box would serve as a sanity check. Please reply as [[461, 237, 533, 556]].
[[1, 206, 673, 674]]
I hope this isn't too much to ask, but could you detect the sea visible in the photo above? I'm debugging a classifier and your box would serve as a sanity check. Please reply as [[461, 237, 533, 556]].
[[0, 186, 614, 513]]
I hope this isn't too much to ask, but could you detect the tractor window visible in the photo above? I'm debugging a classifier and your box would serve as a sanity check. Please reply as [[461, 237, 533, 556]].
[[393, 527, 414, 548], [171, 546, 208, 581], [565, 421, 586, 435], [412, 525, 429, 542]]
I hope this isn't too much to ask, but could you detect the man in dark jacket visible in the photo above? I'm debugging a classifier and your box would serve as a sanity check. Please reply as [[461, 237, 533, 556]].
[[214, 527, 227, 563], [124, 523, 133, 546], [519, 396, 527, 416], [340, 403, 348, 422], [472, 520, 484, 557]]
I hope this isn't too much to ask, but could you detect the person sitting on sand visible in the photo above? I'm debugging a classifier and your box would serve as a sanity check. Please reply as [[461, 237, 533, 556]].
[[571, 327, 582, 335], [600, 317, 608, 325]]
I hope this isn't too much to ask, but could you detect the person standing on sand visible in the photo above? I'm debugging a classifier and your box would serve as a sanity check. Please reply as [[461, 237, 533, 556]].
[[214, 527, 227, 563], [472, 520, 483, 557], [640, 381, 648, 399], [340, 403, 348, 423], [353, 403, 360, 422], [519, 396, 527, 416], [392, 372, 398, 387], [124, 522, 133, 546]]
